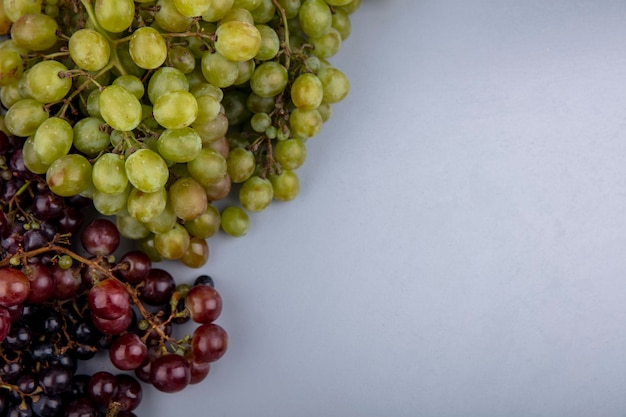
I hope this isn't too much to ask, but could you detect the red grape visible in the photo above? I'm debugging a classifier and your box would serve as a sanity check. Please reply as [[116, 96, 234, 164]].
[[109, 333, 148, 370], [185, 284, 222, 323], [191, 323, 228, 363], [88, 278, 130, 320], [149, 353, 191, 393], [0, 268, 31, 307], [80, 218, 120, 256]]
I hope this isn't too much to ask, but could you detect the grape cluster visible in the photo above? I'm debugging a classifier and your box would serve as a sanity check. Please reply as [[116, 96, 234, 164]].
[[0, 132, 228, 416], [0, 0, 360, 266]]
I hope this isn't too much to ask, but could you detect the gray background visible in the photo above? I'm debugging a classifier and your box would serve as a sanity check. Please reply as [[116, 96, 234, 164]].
[[134, 1, 626, 416]]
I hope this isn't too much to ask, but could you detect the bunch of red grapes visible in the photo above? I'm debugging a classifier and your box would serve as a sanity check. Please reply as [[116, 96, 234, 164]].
[[0, 130, 228, 417]]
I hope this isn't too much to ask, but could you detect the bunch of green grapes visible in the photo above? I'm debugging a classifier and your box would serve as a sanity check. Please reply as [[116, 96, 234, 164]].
[[0, 0, 359, 267]]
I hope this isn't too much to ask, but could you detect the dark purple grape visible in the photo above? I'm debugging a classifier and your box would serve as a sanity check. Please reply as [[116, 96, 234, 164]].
[[50, 351, 78, 374], [0, 356, 24, 383], [56, 206, 83, 234], [22, 229, 48, 251], [25, 264, 55, 304], [7, 402, 32, 417], [113, 374, 143, 411], [87, 371, 118, 405], [1, 177, 26, 201], [32, 191, 65, 219], [194, 274, 215, 287], [39, 365, 73, 395], [64, 397, 98, 417], [30, 341, 56, 363], [80, 218, 120, 256], [17, 372, 38, 394], [109, 333, 147, 371], [149, 353, 191, 393], [51, 265, 81, 300], [31, 394, 64, 417], [117, 250, 152, 284], [3, 322, 31, 349], [139, 268, 175, 306], [68, 374, 91, 398]]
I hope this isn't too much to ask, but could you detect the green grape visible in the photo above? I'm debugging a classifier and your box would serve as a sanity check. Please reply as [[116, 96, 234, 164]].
[[3, 0, 42, 22], [95, 0, 135, 33], [125, 149, 169, 193], [86, 89, 101, 118], [269, 169, 299, 201], [194, 95, 221, 125], [336, 0, 361, 13], [218, 7, 254, 24], [22, 135, 50, 174], [153, 90, 198, 129], [0, 49, 22, 86], [220, 205, 249, 237], [249, 61, 288, 97], [317, 102, 332, 121], [226, 147, 255, 183], [46, 154, 93, 197], [250, 112, 271, 132], [318, 66, 350, 103], [127, 186, 168, 223], [155, 0, 194, 31], [234, 59, 255, 85], [193, 113, 229, 145], [44, 4, 58, 17], [324, 0, 351, 5], [72, 117, 110, 156], [201, 0, 234, 22], [298, 0, 332, 38], [331, 8, 351, 40], [277, 0, 300, 19], [10, 12, 57, 51], [289, 108, 322, 138], [191, 82, 224, 102], [265, 125, 277, 139], [155, 223, 191, 260], [246, 92, 275, 113], [215, 20, 262, 62], [112, 75, 145, 99], [290, 72, 323, 109], [168, 45, 196, 74], [147, 67, 189, 104], [33, 116, 73, 165], [173, 0, 210, 17], [114, 42, 146, 78], [129, 27, 168, 70], [145, 201, 177, 234], [200, 51, 240, 88], [232, 0, 260, 10], [180, 237, 209, 268], [26, 60, 72, 104], [68, 28, 111, 71], [222, 89, 251, 125], [99, 85, 143, 131], [169, 176, 208, 221], [141, 104, 160, 130], [304, 55, 321, 72], [250, 0, 274, 23], [93, 187, 129, 215], [116, 211, 151, 240], [275, 137, 306, 170], [208, 135, 231, 158], [310, 27, 342, 58], [4, 98, 49, 137], [187, 147, 227, 186], [186, 66, 207, 89], [1, 82, 22, 108], [184, 203, 220, 238], [92, 152, 128, 194], [204, 171, 231, 200], [254, 24, 279, 61], [156, 127, 202, 163], [239, 175, 273, 212]]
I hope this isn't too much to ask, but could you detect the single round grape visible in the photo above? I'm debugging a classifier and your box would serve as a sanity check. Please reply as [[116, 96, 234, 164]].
[[290, 72, 323, 109], [33, 116, 73, 165], [289, 108, 323, 138], [317, 102, 332, 121], [73, 117, 110, 156], [39, 365, 73, 396], [186, 284, 222, 323], [26, 60, 72, 104], [88, 371, 118, 405], [99, 85, 143, 131], [139, 268, 175, 305], [246, 92, 275, 113], [88, 278, 129, 320], [92, 153, 128, 194], [318, 66, 350, 103], [149, 354, 191, 393], [86, 89, 101, 118], [184, 204, 220, 238], [0, 268, 30, 307], [191, 323, 228, 362], [116, 212, 151, 240], [269, 169, 299, 201], [155, 0, 193, 31], [129, 27, 167, 70], [226, 147, 255, 183], [109, 333, 148, 371], [0, 81, 22, 109], [147, 67, 189, 104], [336, 0, 361, 13], [299, 0, 332, 38], [93, 189, 129, 216], [332, 8, 351, 40], [181, 237, 209, 268], [69, 28, 111, 71], [191, 82, 224, 101], [127, 187, 168, 223], [220, 205, 249, 237], [187, 147, 227, 186], [277, 0, 301, 19], [113, 374, 143, 411], [169, 176, 208, 221], [250, 112, 271, 133], [153, 90, 198, 129], [3, 0, 42, 22], [112, 75, 145, 99], [82, 218, 121, 255], [173, 0, 210, 16], [188, 355, 211, 384], [0, 49, 22, 86], [201, 0, 234, 22], [254, 24, 280, 60], [249, 61, 288, 97], [168, 45, 196, 74], [215, 20, 262, 62], [91, 307, 132, 335], [46, 154, 93, 197], [117, 250, 152, 284], [194, 113, 229, 145], [194, 95, 221, 125], [157, 127, 202, 163], [311, 27, 342, 58], [125, 149, 169, 193], [95, 0, 135, 32], [250, 0, 275, 23], [234, 59, 255, 85], [239, 175, 273, 212], [205, 172, 232, 200], [200, 51, 239, 88], [145, 201, 177, 234], [275, 137, 306, 170], [22, 135, 50, 174], [155, 223, 191, 260], [11, 13, 58, 51]]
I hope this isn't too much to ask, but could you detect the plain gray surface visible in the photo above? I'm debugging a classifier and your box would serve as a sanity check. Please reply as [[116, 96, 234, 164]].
[[130, 1, 626, 416]]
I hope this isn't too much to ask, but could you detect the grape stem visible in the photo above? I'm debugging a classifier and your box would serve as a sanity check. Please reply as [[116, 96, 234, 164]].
[[271, 0, 291, 69]]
